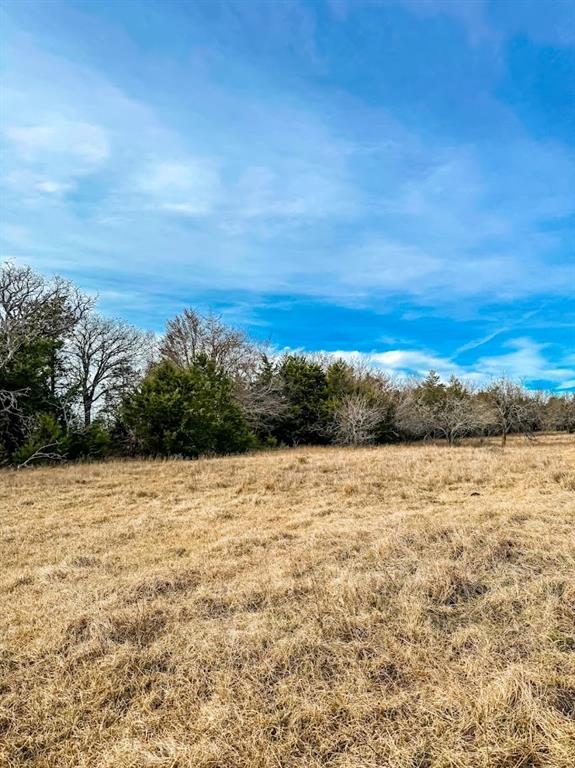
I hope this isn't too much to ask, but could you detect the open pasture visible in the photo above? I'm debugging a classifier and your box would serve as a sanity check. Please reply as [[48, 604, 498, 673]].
[[1, 435, 574, 767]]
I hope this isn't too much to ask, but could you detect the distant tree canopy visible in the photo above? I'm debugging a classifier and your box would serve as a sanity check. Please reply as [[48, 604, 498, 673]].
[[1, 262, 573, 465]]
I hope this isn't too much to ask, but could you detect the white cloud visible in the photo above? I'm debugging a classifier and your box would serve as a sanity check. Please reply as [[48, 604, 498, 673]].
[[321, 338, 575, 391], [6, 119, 109, 164], [476, 338, 575, 387], [3, 118, 109, 198], [326, 348, 469, 381], [5, 170, 74, 197], [335, 240, 440, 293], [455, 308, 543, 355], [235, 162, 358, 220], [34, 179, 72, 195], [136, 160, 223, 217]]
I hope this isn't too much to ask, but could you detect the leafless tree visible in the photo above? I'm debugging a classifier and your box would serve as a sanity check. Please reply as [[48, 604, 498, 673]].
[[331, 393, 384, 445], [0, 263, 90, 370], [159, 308, 257, 378], [0, 389, 22, 417], [396, 385, 486, 446], [159, 307, 284, 430], [66, 313, 153, 427], [229, 351, 285, 433], [484, 377, 541, 446], [434, 395, 489, 446], [543, 393, 575, 433], [235, 375, 285, 432]]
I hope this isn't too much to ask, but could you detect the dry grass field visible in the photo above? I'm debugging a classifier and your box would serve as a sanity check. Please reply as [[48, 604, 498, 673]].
[[1, 435, 574, 768]]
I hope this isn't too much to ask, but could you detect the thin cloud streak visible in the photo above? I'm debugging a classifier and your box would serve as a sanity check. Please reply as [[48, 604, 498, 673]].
[[455, 307, 545, 355]]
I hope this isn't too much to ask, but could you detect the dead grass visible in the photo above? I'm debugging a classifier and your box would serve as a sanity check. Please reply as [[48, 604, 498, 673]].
[[1, 434, 574, 767]]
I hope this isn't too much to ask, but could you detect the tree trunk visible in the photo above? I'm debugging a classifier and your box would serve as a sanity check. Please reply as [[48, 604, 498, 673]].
[[49, 346, 57, 397], [501, 429, 507, 447], [83, 397, 92, 428]]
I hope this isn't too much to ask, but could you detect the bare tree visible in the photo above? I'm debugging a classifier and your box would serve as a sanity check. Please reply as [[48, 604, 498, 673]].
[[434, 396, 487, 446], [159, 307, 284, 432], [66, 313, 152, 427], [396, 379, 485, 446], [2, 265, 58, 362], [0, 263, 90, 379], [235, 379, 285, 433], [331, 393, 384, 445], [160, 308, 256, 378], [544, 394, 575, 433], [484, 377, 541, 446]]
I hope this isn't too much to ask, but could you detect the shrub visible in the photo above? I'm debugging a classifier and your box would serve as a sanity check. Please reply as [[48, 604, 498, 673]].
[[64, 422, 112, 460]]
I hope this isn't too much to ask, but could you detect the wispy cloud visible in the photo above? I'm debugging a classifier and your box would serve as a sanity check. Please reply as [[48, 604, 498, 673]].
[[4, 118, 110, 198], [1, 31, 573, 304], [455, 307, 544, 355], [136, 160, 223, 217], [6, 119, 109, 163], [476, 338, 575, 388]]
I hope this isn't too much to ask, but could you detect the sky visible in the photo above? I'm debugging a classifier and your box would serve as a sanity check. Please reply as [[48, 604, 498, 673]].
[[1, 0, 574, 390]]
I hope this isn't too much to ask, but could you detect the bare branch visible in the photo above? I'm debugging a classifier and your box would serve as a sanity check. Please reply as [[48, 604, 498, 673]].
[[16, 443, 66, 469]]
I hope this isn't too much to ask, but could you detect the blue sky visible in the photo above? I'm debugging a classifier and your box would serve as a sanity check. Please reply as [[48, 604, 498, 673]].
[[1, 0, 574, 389]]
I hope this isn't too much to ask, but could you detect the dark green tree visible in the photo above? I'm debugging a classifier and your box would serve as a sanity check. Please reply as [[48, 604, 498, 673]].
[[122, 358, 254, 457], [273, 354, 330, 445], [326, 359, 357, 403], [417, 370, 446, 407]]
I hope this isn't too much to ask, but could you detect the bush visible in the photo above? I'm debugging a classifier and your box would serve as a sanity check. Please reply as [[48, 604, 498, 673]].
[[64, 422, 112, 460]]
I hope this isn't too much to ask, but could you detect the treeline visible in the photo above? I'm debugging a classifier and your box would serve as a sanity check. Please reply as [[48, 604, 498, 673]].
[[1, 263, 573, 466]]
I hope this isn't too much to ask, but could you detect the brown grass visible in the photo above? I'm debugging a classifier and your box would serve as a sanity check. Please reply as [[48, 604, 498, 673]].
[[1, 434, 574, 767]]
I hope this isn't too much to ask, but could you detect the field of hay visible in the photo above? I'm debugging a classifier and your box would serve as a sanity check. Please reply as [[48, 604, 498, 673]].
[[1, 435, 574, 768]]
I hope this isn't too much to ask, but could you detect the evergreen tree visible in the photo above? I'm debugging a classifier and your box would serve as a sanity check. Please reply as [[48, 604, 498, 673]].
[[273, 354, 330, 445], [122, 358, 254, 457]]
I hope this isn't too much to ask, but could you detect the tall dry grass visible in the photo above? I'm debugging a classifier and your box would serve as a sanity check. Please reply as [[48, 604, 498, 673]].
[[1, 435, 574, 767]]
